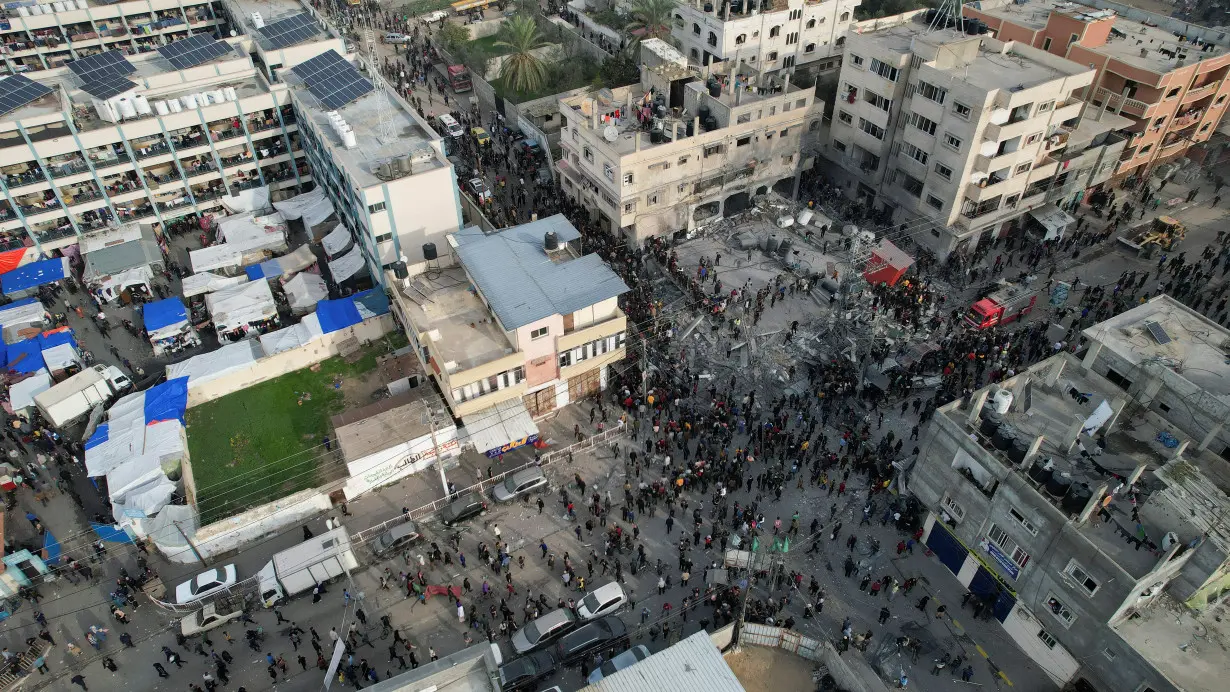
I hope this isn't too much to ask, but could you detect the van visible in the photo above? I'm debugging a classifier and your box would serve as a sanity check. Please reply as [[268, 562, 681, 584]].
[[554, 617, 627, 665], [371, 520, 421, 557], [383, 32, 411, 44], [437, 114, 464, 139]]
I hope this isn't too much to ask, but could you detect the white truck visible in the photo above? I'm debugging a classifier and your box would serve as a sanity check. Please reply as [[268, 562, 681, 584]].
[[34, 364, 132, 428], [257, 528, 359, 607]]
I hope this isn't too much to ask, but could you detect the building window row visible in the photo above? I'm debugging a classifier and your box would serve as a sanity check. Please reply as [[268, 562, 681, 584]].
[[559, 333, 626, 368], [451, 365, 526, 404]]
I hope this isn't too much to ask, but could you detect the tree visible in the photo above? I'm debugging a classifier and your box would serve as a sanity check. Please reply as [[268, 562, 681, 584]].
[[493, 15, 550, 96], [438, 21, 470, 51], [625, 0, 676, 45]]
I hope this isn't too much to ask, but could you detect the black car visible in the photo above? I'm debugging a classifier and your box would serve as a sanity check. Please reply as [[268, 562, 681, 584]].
[[498, 650, 557, 691], [554, 617, 628, 665], [440, 493, 487, 526]]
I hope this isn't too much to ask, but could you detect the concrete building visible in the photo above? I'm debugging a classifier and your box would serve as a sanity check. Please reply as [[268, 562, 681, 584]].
[[965, 0, 1230, 183], [558, 39, 822, 243], [670, 0, 859, 74], [826, 11, 1131, 258], [906, 349, 1230, 692], [386, 215, 629, 451]]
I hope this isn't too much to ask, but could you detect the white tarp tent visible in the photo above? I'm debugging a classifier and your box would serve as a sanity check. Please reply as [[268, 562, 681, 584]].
[[41, 343, 80, 372], [9, 369, 52, 411], [191, 213, 289, 273], [259, 314, 324, 356], [0, 300, 47, 334], [219, 185, 269, 215], [283, 273, 328, 313], [205, 280, 276, 333], [328, 245, 366, 283], [167, 340, 264, 388], [273, 186, 334, 229], [182, 272, 247, 298], [321, 224, 353, 258]]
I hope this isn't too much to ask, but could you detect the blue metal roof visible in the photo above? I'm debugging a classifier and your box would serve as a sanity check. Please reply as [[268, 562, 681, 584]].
[[452, 215, 628, 330]]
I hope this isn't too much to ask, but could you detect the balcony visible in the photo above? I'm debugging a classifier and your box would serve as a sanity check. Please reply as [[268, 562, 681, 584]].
[[1182, 83, 1217, 103], [5, 169, 45, 188], [92, 154, 131, 170], [961, 195, 1003, 221], [234, 178, 264, 192], [32, 225, 77, 243], [156, 198, 192, 213], [193, 187, 224, 202], [1096, 88, 1154, 118], [17, 199, 60, 215], [50, 160, 90, 178], [135, 141, 170, 159], [64, 189, 103, 206]]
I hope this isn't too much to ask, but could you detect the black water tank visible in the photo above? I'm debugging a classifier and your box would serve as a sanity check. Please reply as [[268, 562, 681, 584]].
[[1007, 438, 1029, 464], [686, 121, 695, 137], [698, 105, 711, 120], [703, 116, 718, 131], [392, 261, 409, 279], [708, 80, 722, 98], [1063, 483, 1093, 514], [650, 129, 663, 144], [422, 242, 437, 261], [1027, 459, 1052, 484], [992, 425, 1015, 451], [979, 414, 1001, 438], [544, 231, 559, 251], [1045, 475, 1072, 499]]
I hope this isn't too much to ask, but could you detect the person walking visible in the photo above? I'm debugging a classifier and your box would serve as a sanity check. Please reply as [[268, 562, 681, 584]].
[[70, 674, 88, 690]]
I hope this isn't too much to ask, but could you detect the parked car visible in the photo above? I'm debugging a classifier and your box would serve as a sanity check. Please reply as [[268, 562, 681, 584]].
[[371, 521, 422, 558], [554, 617, 627, 665], [587, 644, 651, 683], [535, 166, 553, 185], [519, 138, 543, 160], [492, 467, 548, 503], [383, 32, 411, 44], [467, 177, 491, 202], [440, 493, 487, 526], [511, 608, 578, 654], [471, 127, 491, 147], [181, 603, 244, 637], [422, 10, 448, 22], [497, 650, 557, 691], [175, 565, 238, 604], [576, 581, 627, 620]]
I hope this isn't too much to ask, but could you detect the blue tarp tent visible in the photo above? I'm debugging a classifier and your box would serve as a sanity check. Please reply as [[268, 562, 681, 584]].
[[244, 264, 265, 280], [0, 257, 67, 295], [4, 338, 42, 373], [42, 531, 61, 565], [143, 376, 189, 425], [91, 523, 135, 543], [84, 423, 108, 450], [316, 289, 390, 334], [40, 329, 75, 350], [142, 298, 188, 333]]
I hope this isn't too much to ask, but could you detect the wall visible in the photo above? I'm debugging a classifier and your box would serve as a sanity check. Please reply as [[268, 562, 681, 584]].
[[341, 425, 461, 500], [182, 314, 394, 406], [159, 487, 334, 564], [1077, 0, 1230, 47]]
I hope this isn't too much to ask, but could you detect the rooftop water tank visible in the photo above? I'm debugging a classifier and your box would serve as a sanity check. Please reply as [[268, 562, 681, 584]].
[[1045, 475, 1072, 499], [251, 12, 265, 29], [777, 238, 793, 258], [544, 231, 559, 251], [1062, 483, 1092, 514], [378, 161, 393, 179], [223, 87, 238, 102], [993, 389, 1014, 415], [979, 140, 998, 158], [989, 108, 1010, 125], [1027, 458, 1052, 484], [182, 94, 198, 109], [342, 131, 357, 149], [133, 95, 152, 116], [154, 100, 170, 116], [52, 2, 65, 12], [764, 233, 779, 254], [797, 209, 814, 226], [76, 0, 88, 8], [117, 98, 137, 120], [422, 242, 438, 261], [211, 89, 225, 104], [169, 99, 183, 113]]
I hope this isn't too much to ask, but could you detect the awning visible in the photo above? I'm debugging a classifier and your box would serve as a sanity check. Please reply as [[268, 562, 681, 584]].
[[181, 272, 247, 298], [328, 245, 366, 283], [321, 224, 353, 258], [1029, 204, 1076, 241], [463, 398, 540, 457], [1, 257, 68, 295]]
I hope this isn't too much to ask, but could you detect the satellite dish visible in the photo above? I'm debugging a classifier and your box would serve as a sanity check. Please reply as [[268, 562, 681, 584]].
[[603, 126, 620, 143]]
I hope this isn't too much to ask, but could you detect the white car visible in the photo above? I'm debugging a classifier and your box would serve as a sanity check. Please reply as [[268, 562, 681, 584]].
[[383, 32, 411, 44], [422, 10, 448, 22], [175, 564, 238, 604], [468, 177, 491, 202], [181, 603, 244, 637], [576, 582, 627, 620]]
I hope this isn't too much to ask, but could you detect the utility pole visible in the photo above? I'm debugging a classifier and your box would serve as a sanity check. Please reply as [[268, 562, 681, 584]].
[[425, 406, 450, 498], [173, 520, 205, 565]]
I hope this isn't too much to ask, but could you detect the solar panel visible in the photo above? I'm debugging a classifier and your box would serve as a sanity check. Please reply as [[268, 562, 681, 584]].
[[0, 74, 53, 116], [157, 34, 232, 70], [82, 75, 137, 100], [290, 50, 374, 110], [259, 14, 319, 50], [67, 50, 136, 81], [1146, 321, 1172, 345]]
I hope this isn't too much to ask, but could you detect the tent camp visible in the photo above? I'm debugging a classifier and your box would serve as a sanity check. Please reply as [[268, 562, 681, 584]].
[[142, 298, 199, 355], [282, 272, 328, 314], [273, 186, 334, 232], [1, 257, 68, 296], [181, 272, 247, 298], [81, 224, 164, 304], [327, 245, 366, 284], [320, 224, 354, 259], [205, 280, 277, 338], [0, 298, 47, 344], [243, 244, 317, 281], [189, 213, 288, 274]]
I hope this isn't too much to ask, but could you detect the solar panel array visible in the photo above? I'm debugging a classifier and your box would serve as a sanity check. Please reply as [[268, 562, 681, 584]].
[[82, 75, 137, 101], [157, 34, 232, 70], [67, 50, 136, 81], [1145, 321, 1172, 345], [290, 50, 373, 110], [258, 14, 319, 50], [0, 75, 53, 116]]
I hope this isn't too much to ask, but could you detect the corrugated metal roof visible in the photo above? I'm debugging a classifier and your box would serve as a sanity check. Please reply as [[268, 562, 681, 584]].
[[452, 215, 629, 330], [585, 631, 745, 692]]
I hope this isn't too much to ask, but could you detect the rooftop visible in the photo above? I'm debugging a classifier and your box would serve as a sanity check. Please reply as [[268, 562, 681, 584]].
[[332, 386, 445, 465], [1112, 593, 1230, 692], [1082, 294, 1230, 408], [451, 215, 630, 331], [392, 266, 511, 372], [359, 642, 497, 692], [586, 631, 745, 692]]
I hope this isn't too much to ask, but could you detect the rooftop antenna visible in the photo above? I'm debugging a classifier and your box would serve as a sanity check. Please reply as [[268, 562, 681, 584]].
[[364, 28, 398, 145], [927, 0, 967, 35]]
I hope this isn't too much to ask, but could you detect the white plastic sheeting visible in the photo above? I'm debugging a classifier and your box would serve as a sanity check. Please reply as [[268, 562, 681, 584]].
[[320, 224, 353, 258], [182, 272, 247, 297], [216, 212, 288, 245], [205, 280, 276, 333], [219, 185, 269, 215], [111, 475, 177, 521], [0, 300, 46, 333], [93, 264, 153, 302], [9, 369, 52, 411], [462, 398, 539, 456], [283, 273, 328, 312], [258, 314, 324, 356], [40, 343, 80, 372], [328, 245, 366, 283], [273, 186, 334, 229], [191, 213, 289, 273], [166, 340, 264, 388]]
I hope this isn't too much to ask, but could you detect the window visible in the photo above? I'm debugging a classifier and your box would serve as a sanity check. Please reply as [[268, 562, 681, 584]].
[[622, 172, 633, 186], [678, 156, 690, 166], [789, 9, 802, 19], [736, 113, 752, 124], [1009, 508, 1038, 535], [708, 32, 717, 47], [943, 133, 962, 151], [899, 170, 924, 197], [1153, 116, 1167, 129], [1037, 628, 1058, 649], [647, 193, 659, 206], [901, 142, 928, 165], [1015, 162, 1033, 175], [693, 23, 700, 35], [806, 18, 816, 28], [603, 162, 614, 181], [850, 54, 865, 68], [805, 43, 816, 53], [1068, 32, 1079, 45], [1025, 132, 1041, 145], [953, 102, 972, 119], [648, 161, 669, 171], [1102, 648, 1117, 662], [840, 11, 850, 21], [737, 136, 751, 147], [918, 81, 947, 104], [986, 523, 1031, 570], [367, 201, 386, 213], [865, 91, 891, 112], [926, 194, 944, 210], [934, 162, 953, 180], [623, 201, 635, 214], [786, 32, 799, 45], [374, 232, 393, 244], [530, 327, 549, 340], [1139, 144, 1153, 154], [767, 51, 778, 61], [1043, 37, 1053, 51], [704, 144, 723, 157], [859, 118, 885, 140], [1062, 560, 1100, 596], [870, 58, 899, 82], [770, 26, 781, 38], [940, 495, 965, 520], [909, 112, 937, 136], [1045, 593, 1075, 627], [1167, 87, 1181, 98], [735, 33, 747, 45], [782, 154, 795, 164], [583, 146, 593, 163], [1038, 100, 1055, 113], [833, 140, 847, 152], [784, 55, 796, 68]]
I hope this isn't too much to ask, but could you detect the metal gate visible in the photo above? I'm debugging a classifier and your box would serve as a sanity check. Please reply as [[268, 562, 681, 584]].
[[925, 520, 968, 575], [968, 565, 1017, 623]]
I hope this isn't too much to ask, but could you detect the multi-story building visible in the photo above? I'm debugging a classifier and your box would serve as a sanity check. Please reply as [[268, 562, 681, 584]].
[[557, 39, 822, 243], [670, 0, 859, 74], [0, 0, 224, 74], [965, 0, 1230, 183], [906, 344, 1230, 691], [386, 215, 629, 453], [826, 11, 1130, 258]]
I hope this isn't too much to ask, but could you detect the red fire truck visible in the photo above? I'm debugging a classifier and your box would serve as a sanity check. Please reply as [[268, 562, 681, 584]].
[[963, 280, 1037, 330]]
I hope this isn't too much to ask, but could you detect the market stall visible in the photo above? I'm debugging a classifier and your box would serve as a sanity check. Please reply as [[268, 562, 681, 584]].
[[282, 272, 329, 314], [81, 225, 164, 305], [142, 297, 200, 356]]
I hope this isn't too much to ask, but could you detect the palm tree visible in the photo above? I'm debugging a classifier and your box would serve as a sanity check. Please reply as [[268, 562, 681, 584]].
[[494, 15, 549, 96], [625, 0, 677, 44]]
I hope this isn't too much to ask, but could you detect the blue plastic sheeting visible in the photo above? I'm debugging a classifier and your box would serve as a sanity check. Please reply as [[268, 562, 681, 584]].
[[1, 257, 67, 295], [316, 289, 390, 334], [0, 297, 39, 311], [85, 423, 109, 450], [40, 329, 75, 350], [245, 258, 282, 281], [142, 298, 188, 333], [143, 376, 189, 425], [42, 531, 61, 565], [90, 523, 135, 543], [244, 264, 265, 280], [4, 338, 41, 373]]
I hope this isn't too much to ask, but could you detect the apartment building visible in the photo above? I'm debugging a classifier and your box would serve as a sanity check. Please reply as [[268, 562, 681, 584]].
[[0, 0, 224, 75], [558, 39, 821, 243], [386, 215, 629, 452], [827, 12, 1129, 258], [906, 346, 1230, 692], [965, 0, 1230, 182], [670, 0, 859, 74]]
